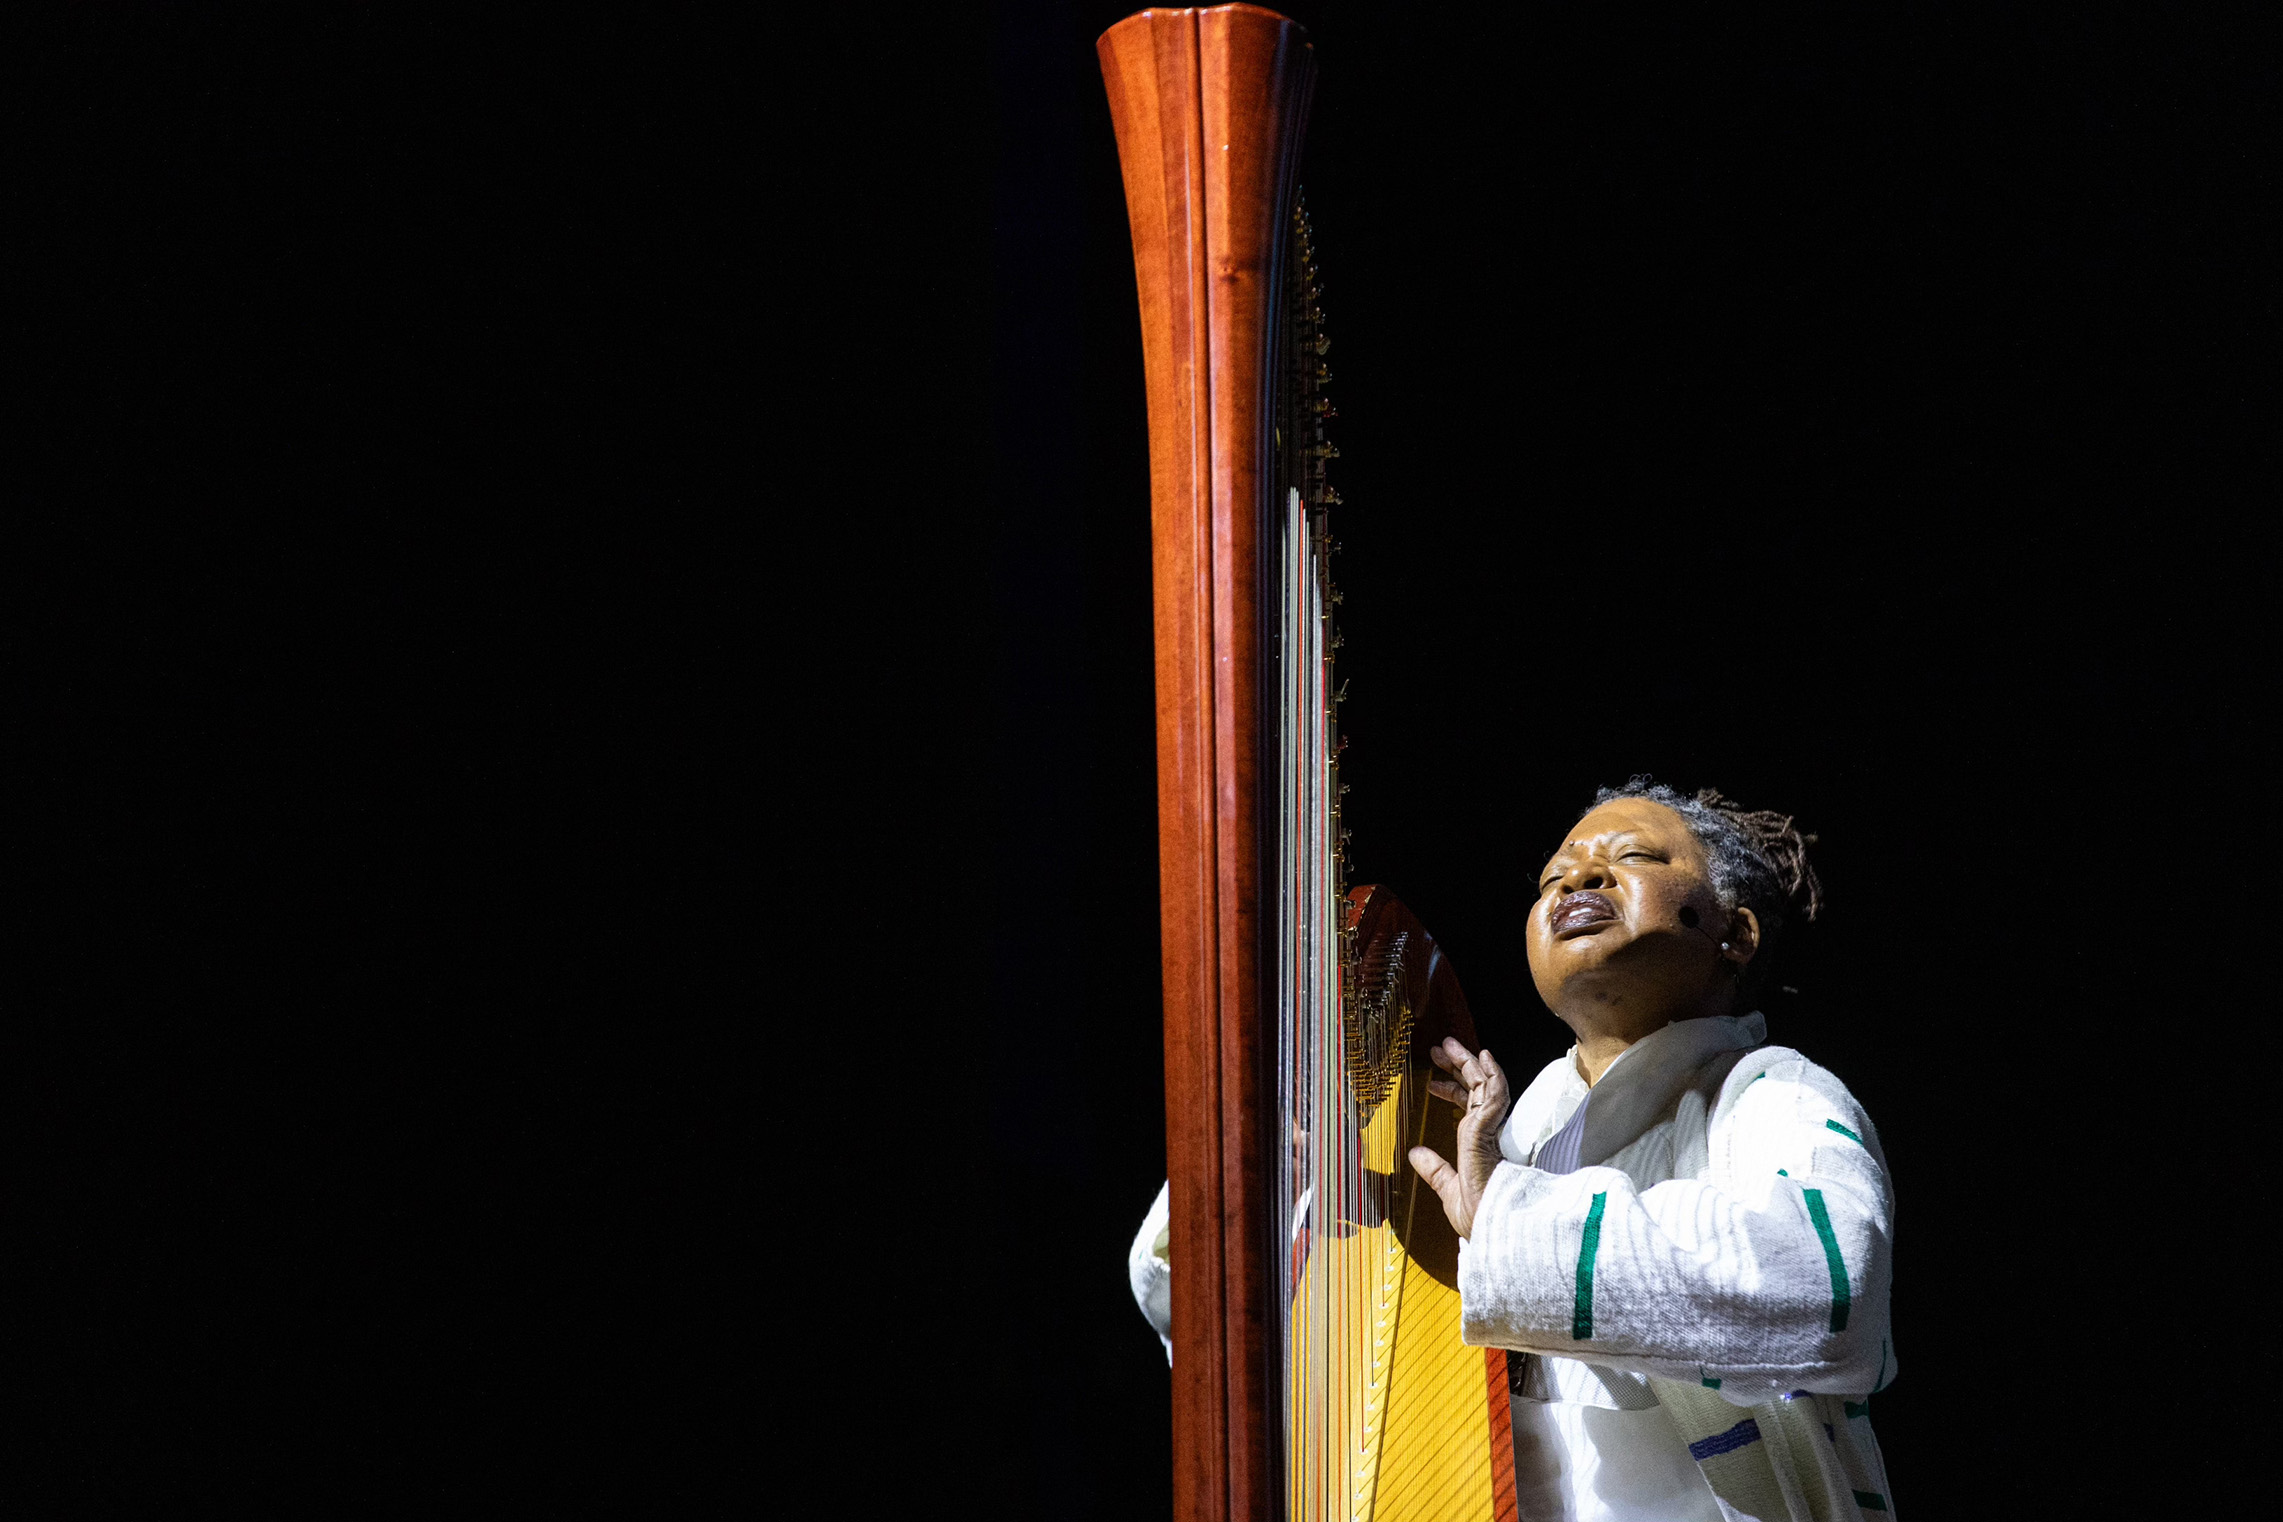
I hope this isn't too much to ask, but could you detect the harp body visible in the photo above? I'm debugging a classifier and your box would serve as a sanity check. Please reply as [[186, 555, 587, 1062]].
[[1099, 9, 1517, 1520]]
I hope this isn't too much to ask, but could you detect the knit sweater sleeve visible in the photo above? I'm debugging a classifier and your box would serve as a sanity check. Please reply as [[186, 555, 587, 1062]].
[[1457, 1048, 1897, 1404]]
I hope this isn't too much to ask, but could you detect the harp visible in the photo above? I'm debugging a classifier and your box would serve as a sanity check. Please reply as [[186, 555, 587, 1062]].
[[1099, 9, 1519, 1521]]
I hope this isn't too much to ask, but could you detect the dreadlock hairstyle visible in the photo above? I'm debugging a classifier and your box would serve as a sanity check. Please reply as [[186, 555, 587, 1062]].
[[1589, 777, 1824, 1007]]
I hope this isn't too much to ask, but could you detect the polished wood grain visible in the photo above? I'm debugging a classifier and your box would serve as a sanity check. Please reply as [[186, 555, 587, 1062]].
[[1100, 9, 1313, 1522], [1105, 11, 1512, 1520], [1486, 1352, 1521, 1522]]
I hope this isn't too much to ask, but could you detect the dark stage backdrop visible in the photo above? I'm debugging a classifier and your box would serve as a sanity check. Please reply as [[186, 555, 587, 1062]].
[[956, 3, 2266, 1520], [13, 1, 2265, 1512], [17, 6, 758, 1507]]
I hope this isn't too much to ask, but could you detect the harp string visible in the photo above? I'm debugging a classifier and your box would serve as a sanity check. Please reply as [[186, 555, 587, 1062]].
[[1273, 190, 1486, 1522], [1280, 191, 1451, 1522], [1280, 482, 1361, 1520], [1281, 192, 1390, 1521]]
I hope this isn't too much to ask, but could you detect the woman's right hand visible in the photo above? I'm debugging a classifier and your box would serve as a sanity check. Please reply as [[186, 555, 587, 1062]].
[[1406, 1037, 1509, 1239]]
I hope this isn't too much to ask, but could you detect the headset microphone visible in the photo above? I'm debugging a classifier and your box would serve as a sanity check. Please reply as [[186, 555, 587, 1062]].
[[1678, 905, 1730, 953]]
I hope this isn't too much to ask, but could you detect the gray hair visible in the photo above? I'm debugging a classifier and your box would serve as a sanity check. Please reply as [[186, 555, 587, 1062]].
[[1589, 776, 1823, 1003]]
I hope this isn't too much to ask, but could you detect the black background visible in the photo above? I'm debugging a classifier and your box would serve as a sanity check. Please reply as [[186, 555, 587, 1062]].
[[15, 1, 2270, 1513], [959, 4, 2267, 1519]]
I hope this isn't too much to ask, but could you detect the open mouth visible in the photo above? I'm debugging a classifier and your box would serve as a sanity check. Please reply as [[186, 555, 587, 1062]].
[[1551, 891, 1618, 938]]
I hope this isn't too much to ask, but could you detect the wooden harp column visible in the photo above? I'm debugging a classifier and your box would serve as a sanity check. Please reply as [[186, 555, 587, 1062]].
[[1099, 8, 1312, 1522]]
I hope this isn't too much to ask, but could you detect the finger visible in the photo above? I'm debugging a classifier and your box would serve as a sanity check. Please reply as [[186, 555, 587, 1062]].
[[1407, 1145, 1457, 1196], [1476, 1047, 1510, 1103], [1428, 1041, 1463, 1074], [1410, 1146, 1475, 1238], [1426, 1076, 1465, 1103], [1440, 1036, 1478, 1071]]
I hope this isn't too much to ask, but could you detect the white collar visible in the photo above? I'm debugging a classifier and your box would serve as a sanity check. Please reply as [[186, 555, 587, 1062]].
[[1498, 1011, 1766, 1167]]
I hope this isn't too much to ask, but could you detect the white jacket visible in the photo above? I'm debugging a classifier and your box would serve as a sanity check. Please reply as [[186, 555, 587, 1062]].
[[1467, 1011, 1899, 1519], [1131, 1012, 1899, 1519]]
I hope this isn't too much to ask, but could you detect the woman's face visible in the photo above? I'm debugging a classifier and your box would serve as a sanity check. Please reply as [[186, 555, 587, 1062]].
[[1526, 798, 1749, 1023]]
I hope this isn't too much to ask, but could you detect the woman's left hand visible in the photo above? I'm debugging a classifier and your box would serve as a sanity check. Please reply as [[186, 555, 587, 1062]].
[[1407, 1037, 1509, 1239]]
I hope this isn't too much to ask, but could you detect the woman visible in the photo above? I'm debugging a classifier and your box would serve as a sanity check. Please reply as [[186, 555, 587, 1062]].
[[1130, 779, 1899, 1521]]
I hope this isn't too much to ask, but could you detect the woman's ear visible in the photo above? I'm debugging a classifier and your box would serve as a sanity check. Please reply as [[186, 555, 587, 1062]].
[[1726, 907, 1762, 966]]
